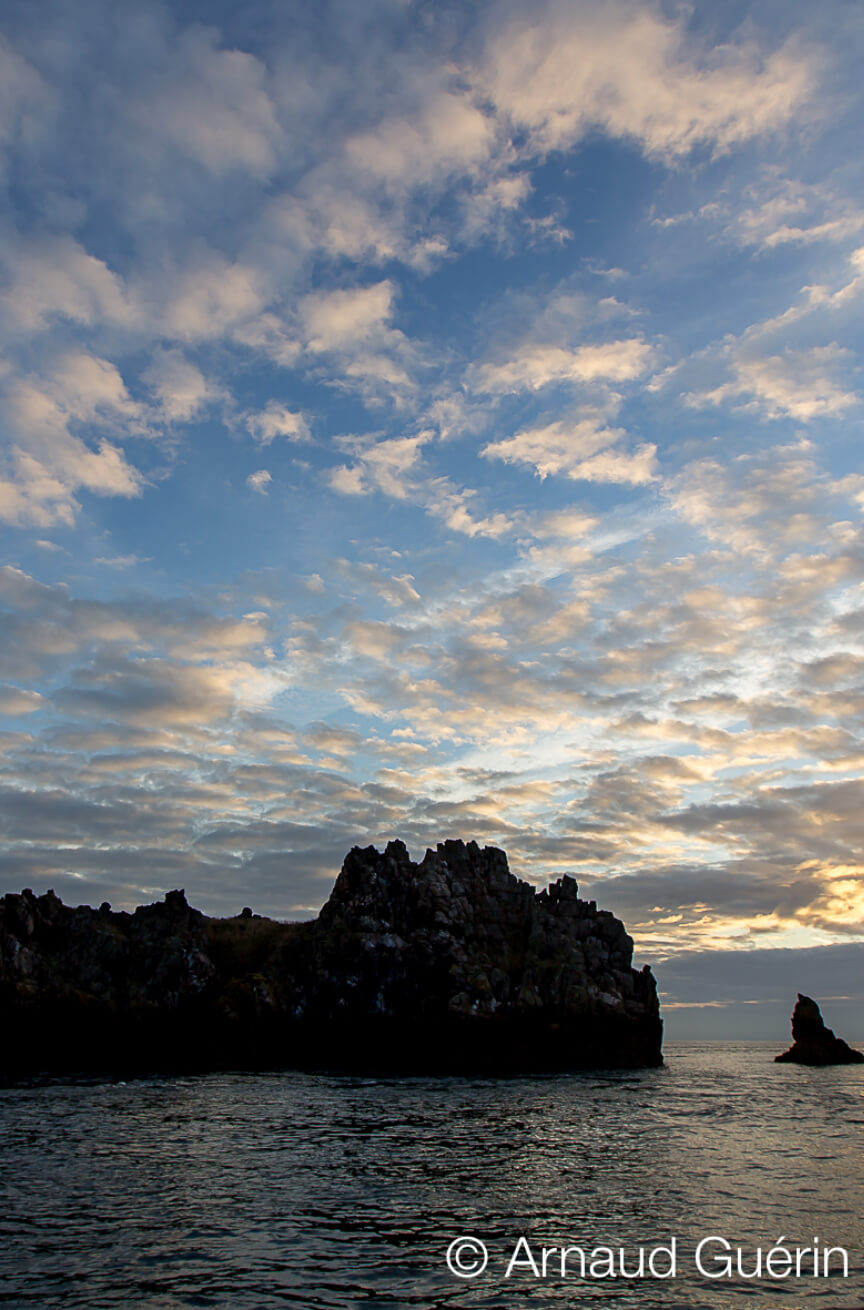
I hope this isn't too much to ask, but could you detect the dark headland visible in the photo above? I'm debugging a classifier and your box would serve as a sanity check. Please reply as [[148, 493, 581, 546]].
[[0, 839, 662, 1076], [775, 993, 864, 1065]]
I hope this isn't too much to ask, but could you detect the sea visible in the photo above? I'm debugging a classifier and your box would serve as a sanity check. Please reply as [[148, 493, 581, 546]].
[[0, 1042, 861, 1309]]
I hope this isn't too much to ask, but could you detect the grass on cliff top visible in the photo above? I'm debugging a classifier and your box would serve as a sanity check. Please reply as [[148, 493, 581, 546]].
[[205, 914, 306, 974]]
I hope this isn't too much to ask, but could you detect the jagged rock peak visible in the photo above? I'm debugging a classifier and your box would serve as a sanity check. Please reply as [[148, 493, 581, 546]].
[[323, 840, 620, 937], [327, 839, 585, 910], [775, 994, 864, 1065], [311, 839, 657, 1066]]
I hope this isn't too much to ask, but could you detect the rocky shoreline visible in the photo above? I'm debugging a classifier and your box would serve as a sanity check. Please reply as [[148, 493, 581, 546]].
[[1, 839, 663, 1076]]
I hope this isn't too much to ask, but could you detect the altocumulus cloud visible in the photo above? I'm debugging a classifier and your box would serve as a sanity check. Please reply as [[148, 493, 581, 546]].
[[0, 0, 863, 1030]]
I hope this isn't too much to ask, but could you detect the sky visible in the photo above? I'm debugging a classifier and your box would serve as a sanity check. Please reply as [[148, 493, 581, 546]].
[[1, 0, 863, 1037]]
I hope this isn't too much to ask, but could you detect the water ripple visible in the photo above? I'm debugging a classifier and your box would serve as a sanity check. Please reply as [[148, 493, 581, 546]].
[[0, 1044, 861, 1308]]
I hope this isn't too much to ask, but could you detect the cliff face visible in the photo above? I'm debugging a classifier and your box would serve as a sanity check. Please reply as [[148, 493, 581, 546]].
[[0, 840, 662, 1075], [775, 994, 864, 1065]]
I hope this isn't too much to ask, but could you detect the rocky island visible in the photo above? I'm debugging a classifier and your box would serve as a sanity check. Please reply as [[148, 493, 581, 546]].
[[0, 839, 662, 1076], [775, 994, 864, 1065]]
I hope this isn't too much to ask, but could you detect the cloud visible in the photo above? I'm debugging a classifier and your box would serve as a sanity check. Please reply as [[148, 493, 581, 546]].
[[123, 24, 282, 179], [0, 351, 146, 525], [668, 442, 844, 555], [328, 463, 368, 496], [527, 506, 599, 541], [0, 444, 143, 528], [480, 1, 816, 160], [0, 36, 53, 163], [691, 344, 858, 420], [462, 172, 534, 240], [719, 174, 864, 250], [302, 722, 364, 759], [0, 453, 79, 529], [52, 652, 277, 726], [0, 236, 135, 337], [2, 508, 864, 951], [329, 433, 428, 500], [0, 566, 272, 674], [0, 683, 44, 715], [663, 241, 864, 424], [246, 469, 272, 495], [301, 281, 396, 352], [824, 245, 864, 304], [482, 414, 658, 484], [473, 339, 654, 393], [334, 559, 421, 608], [0, 1, 861, 989], [329, 433, 515, 537], [345, 88, 496, 188], [267, 187, 404, 265], [93, 554, 151, 570], [426, 483, 514, 539], [297, 280, 418, 400], [158, 253, 265, 341], [244, 403, 310, 445], [143, 349, 219, 422]]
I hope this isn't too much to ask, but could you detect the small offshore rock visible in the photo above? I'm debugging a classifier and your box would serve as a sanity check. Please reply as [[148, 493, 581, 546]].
[[775, 994, 864, 1065]]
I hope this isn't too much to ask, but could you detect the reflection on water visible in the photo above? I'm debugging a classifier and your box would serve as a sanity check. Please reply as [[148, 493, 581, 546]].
[[0, 1043, 861, 1308]]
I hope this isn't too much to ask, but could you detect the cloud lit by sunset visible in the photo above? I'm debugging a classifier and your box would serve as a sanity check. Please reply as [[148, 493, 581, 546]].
[[1, 0, 863, 1029]]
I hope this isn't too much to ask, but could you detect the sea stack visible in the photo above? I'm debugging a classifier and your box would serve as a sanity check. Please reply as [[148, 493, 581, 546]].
[[775, 994, 864, 1065], [0, 839, 662, 1075]]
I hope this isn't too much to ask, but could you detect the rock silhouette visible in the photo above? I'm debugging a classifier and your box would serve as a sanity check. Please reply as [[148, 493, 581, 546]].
[[0, 839, 662, 1076], [775, 994, 864, 1065]]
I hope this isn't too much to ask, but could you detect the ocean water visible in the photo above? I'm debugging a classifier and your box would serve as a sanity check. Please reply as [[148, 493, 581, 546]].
[[0, 1043, 861, 1309]]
